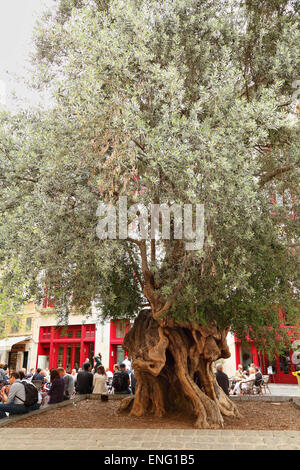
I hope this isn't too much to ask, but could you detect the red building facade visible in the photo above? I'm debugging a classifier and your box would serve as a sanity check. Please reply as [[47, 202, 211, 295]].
[[37, 324, 96, 372], [109, 319, 130, 371], [234, 309, 300, 384]]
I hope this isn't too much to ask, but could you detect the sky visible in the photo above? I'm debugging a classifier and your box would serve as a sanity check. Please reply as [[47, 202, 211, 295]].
[[0, 0, 55, 109]]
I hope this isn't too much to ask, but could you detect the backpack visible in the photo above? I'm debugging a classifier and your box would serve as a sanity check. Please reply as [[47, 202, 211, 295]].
[[112, 371, 126, 392], [17, 381, 39, 407]]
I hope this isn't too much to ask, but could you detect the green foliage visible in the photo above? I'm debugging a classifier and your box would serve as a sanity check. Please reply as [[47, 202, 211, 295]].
[[0, 0, 299, 353]]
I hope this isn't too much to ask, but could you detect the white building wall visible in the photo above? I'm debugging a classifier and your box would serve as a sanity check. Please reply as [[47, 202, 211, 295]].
[[222, 332, 237, 378], [94, 321, 111, 369]]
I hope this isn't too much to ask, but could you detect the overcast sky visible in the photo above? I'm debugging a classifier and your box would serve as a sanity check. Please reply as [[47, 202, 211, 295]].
[[0, 0, 55, 109]]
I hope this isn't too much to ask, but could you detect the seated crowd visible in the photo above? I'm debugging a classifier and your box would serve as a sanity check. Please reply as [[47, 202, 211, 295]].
[[0, 354, 136, 420]]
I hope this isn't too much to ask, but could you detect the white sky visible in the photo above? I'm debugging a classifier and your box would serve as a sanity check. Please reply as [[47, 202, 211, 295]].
[[0, 0, 55, 109]]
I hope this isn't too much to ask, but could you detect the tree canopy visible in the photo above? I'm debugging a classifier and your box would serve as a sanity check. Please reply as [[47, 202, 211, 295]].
[[0, 0, 299, 351]]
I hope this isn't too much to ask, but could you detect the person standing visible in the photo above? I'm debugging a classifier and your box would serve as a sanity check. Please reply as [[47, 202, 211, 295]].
[[123, 356, 132, 372], [57, 367, 74, 400], [94, 353, 102, 370], [215, 364, 230, 396]]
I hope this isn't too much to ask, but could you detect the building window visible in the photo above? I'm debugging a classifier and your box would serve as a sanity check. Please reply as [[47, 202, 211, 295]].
[[41, 327, 51, 339], [75, 329, 81, 338], [0, 320, 5, 336], [11, 319, 20, 334], [25, 317, 32, 332], [57, 346, 64, 368], [85, 325, 95, 338], [68, 330, 73, 338], [59, 328, 68, 338]]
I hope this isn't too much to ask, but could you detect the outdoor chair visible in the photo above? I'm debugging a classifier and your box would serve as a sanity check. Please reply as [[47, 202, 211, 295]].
[[32, 380, 43, 391], [241, 379, 255, 395], [261, 375, 271, 394], [253, 378, 264, 396]]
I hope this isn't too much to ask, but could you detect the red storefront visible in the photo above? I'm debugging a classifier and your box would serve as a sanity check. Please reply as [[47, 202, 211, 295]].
[[234, 311, 300, 384], [37, 324, 96, 372], [109, 319, 130, 371]]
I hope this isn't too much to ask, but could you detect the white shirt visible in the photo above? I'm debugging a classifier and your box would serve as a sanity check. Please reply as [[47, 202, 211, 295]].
[[123, 358, 132, 371]]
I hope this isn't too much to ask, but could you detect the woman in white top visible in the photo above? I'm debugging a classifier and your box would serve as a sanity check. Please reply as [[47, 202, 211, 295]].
[[93, 366, 108, 395]]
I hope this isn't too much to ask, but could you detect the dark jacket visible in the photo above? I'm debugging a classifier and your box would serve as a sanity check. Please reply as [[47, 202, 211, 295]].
[[254, 371, 263, 386], [216, 370, 230, 396], [76, 371, 93, 394], [94, 356, 102, 369], [32, 373, 45, 382], [48, 377, 65, 404], [112, 370, 130, 393]]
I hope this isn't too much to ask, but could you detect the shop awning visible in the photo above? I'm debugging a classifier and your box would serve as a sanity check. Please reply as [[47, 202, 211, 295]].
[[0, 336, 31, 351]]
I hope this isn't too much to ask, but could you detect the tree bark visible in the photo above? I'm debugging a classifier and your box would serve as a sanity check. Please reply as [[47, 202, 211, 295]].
[[119, 309, 241, 429]]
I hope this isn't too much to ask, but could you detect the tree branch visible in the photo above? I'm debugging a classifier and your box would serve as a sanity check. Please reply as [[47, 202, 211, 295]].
[[259, 166, 291, 187]]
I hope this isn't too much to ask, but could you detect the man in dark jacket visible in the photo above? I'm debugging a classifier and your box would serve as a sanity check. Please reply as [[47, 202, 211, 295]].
[[112, 363, 131, 394], [215, 364, 230, 396], [76, 363, 93, 394]]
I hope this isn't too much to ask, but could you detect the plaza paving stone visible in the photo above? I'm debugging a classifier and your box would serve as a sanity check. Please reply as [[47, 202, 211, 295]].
[[1, 428, 300, 450]]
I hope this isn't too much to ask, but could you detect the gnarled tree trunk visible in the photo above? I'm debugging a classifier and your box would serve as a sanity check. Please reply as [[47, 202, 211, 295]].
[[119, 309, 241, 429]]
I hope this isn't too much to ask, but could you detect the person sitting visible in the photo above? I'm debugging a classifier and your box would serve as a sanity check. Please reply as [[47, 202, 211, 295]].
[[0, 364, 6, 382], [112, 363, 131, 394], [93, 366, 108, 395], [32, 368, 45, 382], [82, 358, 90, 370], [76, 363, 93, 394], [0, 372, 40, 419], [47, 369, 65, 404], [234, 364, 246, 381], [254, 366, 263, 389], [25, 368, 34, 380], [215, 364, 230, 396], [57, 367, 74, 400], [71, 369, 78, 385]]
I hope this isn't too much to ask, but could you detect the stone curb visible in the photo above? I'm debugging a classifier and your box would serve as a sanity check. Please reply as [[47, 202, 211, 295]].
[[0, 393, 130, 427], [292, 399, 300, 410]]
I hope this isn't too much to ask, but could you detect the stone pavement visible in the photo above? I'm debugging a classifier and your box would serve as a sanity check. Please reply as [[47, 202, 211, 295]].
[[1, 428, 300, 450], [268, 383, 300, 397]]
